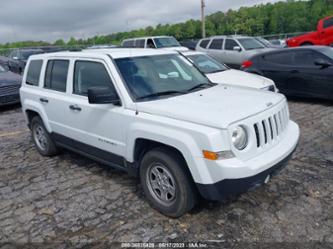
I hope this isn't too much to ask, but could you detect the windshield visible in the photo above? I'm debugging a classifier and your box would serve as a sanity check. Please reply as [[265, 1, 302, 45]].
[[153, 37, 181, 48], [256, 37, 271, 47], [187, 54, 228, 74], [115, 54, 211, 101], [21, 50, 42, 60], [238, 38, 265, 50]]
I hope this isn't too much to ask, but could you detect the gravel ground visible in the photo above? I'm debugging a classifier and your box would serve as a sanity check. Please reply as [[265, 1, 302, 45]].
[[0, 99, 332, 248]]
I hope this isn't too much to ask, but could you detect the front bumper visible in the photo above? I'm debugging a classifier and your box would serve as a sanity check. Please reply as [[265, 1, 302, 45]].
[[0, 93, 20, 106], [196, 145, 296, 201], [195, 120, 299, 201]]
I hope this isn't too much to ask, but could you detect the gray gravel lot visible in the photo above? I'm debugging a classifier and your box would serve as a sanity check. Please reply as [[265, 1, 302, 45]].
[[0, 99, 332, 248]]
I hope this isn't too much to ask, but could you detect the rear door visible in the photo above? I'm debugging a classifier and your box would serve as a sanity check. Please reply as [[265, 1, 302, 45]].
[[206, 38, 224, 63], [321, 17, 333, 45], [224, 38, 243, 68], [259, 52, 294, 94]]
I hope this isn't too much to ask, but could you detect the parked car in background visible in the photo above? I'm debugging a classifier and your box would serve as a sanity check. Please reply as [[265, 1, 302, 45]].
[[87, 44, 118, 49], [20, 49, 299, 217], [255, 37, 283, 48], [286, 16, 333, 47], [182, 51, 277, 92], [0, 63, 22, 106], [8, 48, 44, 74], [180, 39, 200, 50], [121, 36, 189, 51], [0, 56, 10, 67], [196, 35, 274, 69], [241, 46, 333, 100]]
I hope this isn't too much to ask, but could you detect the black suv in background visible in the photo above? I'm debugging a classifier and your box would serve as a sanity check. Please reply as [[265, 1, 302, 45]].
[[241, 46, 333, 101], [8, 48, 44, 74], [0, 63, 22, 106]]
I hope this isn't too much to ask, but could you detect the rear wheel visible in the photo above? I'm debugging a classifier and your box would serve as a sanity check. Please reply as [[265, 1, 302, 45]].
[[140, 147, 197, 217], [31, 116, 58, 156]]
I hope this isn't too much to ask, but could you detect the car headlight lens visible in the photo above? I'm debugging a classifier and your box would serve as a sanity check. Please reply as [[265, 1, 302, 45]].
[[231, 126, 248, 150]]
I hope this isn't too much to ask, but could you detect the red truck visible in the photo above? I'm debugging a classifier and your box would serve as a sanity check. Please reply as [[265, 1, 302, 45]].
[[286, 16, 333, 47]]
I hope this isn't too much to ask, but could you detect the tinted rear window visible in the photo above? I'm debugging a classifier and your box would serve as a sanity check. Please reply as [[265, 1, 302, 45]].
[[209, 39, 223, 50], [199, 39, 210, 48], [264, 52, 293, 64], [44, 60, 69, 92], [122, 40, 134, 48], [26, 60, 43, 86]]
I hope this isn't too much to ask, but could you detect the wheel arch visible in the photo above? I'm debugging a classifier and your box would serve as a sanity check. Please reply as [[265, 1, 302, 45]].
[[23, 101, 52, 132]]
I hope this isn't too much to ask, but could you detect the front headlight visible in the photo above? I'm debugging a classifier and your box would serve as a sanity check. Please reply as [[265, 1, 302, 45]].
[[231, 126, 248, 150]]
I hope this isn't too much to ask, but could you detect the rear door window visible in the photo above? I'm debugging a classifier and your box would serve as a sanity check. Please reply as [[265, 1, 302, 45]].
[[293, 50, 322, 67], [208, 39, 223, 50], [26, 60, 43, 86], [44, 60, 69, 92]]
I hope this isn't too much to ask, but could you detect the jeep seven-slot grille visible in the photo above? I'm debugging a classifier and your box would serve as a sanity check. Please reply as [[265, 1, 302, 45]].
[[253, 104, 289, 148]]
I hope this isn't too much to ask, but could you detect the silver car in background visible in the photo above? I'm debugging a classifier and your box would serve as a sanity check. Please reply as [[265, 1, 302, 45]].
[[196, 35, 274, 69]]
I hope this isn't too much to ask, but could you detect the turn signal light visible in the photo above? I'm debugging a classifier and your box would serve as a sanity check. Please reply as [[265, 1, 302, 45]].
[[203, 150, 219, 160]]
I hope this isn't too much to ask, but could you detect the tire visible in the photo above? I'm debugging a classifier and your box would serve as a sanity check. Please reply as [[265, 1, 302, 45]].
[[31, 116, 58, 156], [301, 42, 313, 46], [140, 147, 197, 217]]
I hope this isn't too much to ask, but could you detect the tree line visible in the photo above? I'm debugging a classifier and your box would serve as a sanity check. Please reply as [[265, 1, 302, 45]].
[[0, 0, 332, 49]]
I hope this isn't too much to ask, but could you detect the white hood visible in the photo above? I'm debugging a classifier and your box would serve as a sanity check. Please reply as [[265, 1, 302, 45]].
[[136, 84, 284, 129], [206, 69, 273, 89]]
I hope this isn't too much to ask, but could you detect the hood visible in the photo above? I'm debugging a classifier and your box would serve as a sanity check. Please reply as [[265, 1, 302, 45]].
[[206, 69, 273, 89], [161, 46, 189, 52], [0, 71, 22, 86], [136, 84, 284, 129]]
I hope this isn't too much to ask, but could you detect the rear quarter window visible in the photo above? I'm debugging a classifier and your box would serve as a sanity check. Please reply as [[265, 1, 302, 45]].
[[199, 39, 210, 48], [26, 60, 43, 86]]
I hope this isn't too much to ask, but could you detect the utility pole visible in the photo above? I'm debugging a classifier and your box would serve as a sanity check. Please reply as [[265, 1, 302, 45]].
[[201, 0, 206, 38]]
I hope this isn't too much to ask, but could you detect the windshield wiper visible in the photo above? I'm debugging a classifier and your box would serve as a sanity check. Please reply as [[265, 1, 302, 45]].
[[186, 83, 214, 93], [136, 90, 186, 100]]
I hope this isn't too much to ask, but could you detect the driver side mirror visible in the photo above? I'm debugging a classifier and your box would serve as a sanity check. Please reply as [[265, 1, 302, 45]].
[[314, 58, 332, 68], [233, 46, 242, 52], [88, 86, 121, 105]]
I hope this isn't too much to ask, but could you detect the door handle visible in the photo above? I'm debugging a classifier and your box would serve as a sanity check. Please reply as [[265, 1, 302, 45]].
[[69, 105, 82, 111], [290, 70, 299, 74], [39, 98, 49, 103]]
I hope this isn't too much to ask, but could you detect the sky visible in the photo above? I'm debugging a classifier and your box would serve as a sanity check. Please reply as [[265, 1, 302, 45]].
[[0, 0, 282, 44]]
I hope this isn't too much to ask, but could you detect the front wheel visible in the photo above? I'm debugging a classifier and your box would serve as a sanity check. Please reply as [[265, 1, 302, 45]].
[[140, 147, 197, 217]]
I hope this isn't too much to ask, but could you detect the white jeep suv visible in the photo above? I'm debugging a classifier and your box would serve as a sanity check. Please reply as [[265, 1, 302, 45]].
[[20, 49, 299, 217]]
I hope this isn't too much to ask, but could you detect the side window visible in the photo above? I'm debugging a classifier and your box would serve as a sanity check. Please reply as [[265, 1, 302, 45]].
[[44, 60, 69, 92], [135, 39, 145, 48], [323, 17, 333, 29], [122, 40, 134, 48], [73, 61, 115, 96], [26, 60, 43, 86], [264, 52, 293, 65], [225, 39, 239, 51], [147, 39, 156, 48], [208, 39, 223, 50], [199, 39, 210, 48], [293, 50, 320, 67]]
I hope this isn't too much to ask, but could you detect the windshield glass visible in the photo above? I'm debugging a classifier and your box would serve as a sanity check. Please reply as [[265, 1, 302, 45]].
[[115, 54, 211, 101], [21, 50, 42, 60], [256, 37, 271, 47], [0, 64, 8, 73], [153, 37, 181, 48], [321, 47, 333, 60], [238, 38, 265, 50], [187, 54, 228, 74]]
